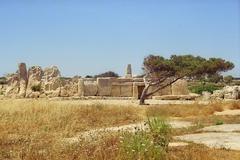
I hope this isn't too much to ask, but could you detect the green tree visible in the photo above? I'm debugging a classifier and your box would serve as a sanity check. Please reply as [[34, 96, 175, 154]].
[[207, 74, 223, 83], [139, 54, 234, 105], [94, 71, 119, 78], [224, 75, 234, 84]]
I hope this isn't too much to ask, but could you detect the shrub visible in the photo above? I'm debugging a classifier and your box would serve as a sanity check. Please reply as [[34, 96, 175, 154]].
[[0, 77, 7, 85], [147, 117, 172, 149], [215, 119, 224, 125], [119, 131, 166, 160], [94, 71, 119, 78], [119, 117, 171, 160], [189, 83, 222, 94], [31, 84, 41, 92], [224, 75, 233, 84]]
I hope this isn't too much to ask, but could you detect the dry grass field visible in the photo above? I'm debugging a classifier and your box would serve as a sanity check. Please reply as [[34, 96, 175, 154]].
[[0, 99, 240, 160]]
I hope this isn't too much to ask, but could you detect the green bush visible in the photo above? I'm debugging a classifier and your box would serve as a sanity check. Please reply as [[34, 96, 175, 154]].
[[31, 84, 41, 92], [119, 117, 171, 160], [215, 119, 224, 125], [0, 77, 7, 85], [189, 83, 222, 94]]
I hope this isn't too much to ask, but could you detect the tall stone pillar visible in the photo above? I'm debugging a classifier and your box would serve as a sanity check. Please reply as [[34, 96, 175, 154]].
[[125, 64, 132, 78], [18, 63, 28, 97], [78, 78, 84, 96]]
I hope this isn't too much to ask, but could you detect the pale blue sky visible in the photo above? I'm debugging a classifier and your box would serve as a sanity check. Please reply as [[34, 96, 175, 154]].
[[0, 0, 239, 77]]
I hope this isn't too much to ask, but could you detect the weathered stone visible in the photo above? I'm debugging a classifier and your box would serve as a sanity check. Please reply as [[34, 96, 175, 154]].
[[111, 85, 121, 97], [84, 81, 98, 96], [27, 91, 40, 98], [78, 78, 84, 96], [152, 94, 199, 100], [133, 82, 145, 99], [41, 66, 61, 97], [211, 86, 240, 100], [26, 66, 43, 98], [59, 77, 79, 97], [5, 74, 19, 97], [0, 84, 7, 96], [18, 63, 28, 97], [120, 84, 133, 97], [125, 64, 132, 78], [211, 90, 224, 99], [151, 85, 172, 96], [202, 91, 211, 101], [43, 66, 60, 81], [97, 78, 112, 96], [171, 79, 189, 95]]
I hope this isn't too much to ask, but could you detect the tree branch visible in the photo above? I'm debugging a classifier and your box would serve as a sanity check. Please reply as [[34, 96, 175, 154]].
[[145, 76, 183, 97]]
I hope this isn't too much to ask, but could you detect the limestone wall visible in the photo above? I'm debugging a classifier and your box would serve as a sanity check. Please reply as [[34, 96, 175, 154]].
[[3, 63, 189, 99]]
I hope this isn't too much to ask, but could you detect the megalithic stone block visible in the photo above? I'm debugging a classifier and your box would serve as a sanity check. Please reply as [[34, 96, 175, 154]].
[[125, 64, 132, 78], [18, 63, 28, 97]]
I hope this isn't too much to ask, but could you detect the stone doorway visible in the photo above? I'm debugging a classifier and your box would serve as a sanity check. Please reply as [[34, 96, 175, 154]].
[[137, 86, 145, 99]]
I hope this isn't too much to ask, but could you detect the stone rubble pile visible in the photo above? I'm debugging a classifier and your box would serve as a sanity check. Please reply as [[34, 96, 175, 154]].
[[4, 63, 66, 98], [212, 86, 240, 100], [202, 86, 240, 100]]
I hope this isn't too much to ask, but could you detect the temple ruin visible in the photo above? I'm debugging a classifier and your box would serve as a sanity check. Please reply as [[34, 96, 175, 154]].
[[0, 63, 189, 99]]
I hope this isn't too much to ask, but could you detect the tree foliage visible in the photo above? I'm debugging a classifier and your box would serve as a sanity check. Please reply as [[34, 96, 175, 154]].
[[94, 71, 119, 78], [140, 54, 234, 104], [224, 75, 234, 84]]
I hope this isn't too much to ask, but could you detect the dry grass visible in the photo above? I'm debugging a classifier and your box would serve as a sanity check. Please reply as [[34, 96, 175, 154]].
[[0, 99, 144, 160], [0, 99, 144, 137], [228, 102, 240, 110], [145, 102, 231, 118], [0, 99, 240, 159], [167, 143, 240, 160]]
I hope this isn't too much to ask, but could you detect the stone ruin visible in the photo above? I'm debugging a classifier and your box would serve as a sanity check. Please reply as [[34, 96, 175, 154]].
[[0, 63, 191, 99], [202, 86, 240, 101]]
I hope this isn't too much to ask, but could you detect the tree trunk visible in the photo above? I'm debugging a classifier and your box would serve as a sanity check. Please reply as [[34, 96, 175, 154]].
[[139, 77, 183, 105], [139, 84, 150, 105]]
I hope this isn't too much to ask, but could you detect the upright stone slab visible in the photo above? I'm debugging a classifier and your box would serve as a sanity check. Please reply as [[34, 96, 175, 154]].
[[26, 66, 43, 97], [5, 73, 19, 97], [18, 63, 28, 97], [42, 66, 61, 97], [171, 79, 189, 95], [84, 80, 98, 96], [125, 64, 132, 78], [111, 85, 121, 97], [78, 78, 84, 96], [97, 78, 112, 96], [120, 82, 133, 97]]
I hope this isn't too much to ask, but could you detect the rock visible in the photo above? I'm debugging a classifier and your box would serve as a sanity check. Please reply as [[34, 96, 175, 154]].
[[211, 90, 224, 99], [42, 66, 61, 97], [200, 124, 240, 132], [27, 91, 40, 98], [214, 110, 240, 116], [97, 78, 112, 96], [5, 74, 19, 97], [223, 86, 239, 99], [18, 63, 28, 97], [125, 64, 132, 78], [78, 78, 84, 96], [152, 94, 199, 100], [84, 80, 98, 96], [39, 93, 47, 98], [0, 84, 7, 95], [59, 77, 79, 97], [43, 66, 61, 81], [171, 79, 189, 95], [202, 91, 211, 101], [211, 86, 240, 100], [175, 132, 240, 151], [26, 66, 43, 98]]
